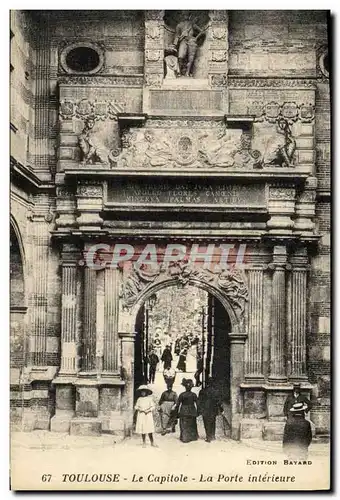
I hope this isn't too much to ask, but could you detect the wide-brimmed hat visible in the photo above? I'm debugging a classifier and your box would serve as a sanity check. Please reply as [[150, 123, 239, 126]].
[[136, 385, 153, 395], [181, 378, 194, 388], [290, 402, 308, 413]]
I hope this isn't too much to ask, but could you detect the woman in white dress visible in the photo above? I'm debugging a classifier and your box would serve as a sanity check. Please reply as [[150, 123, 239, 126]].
[[134, 385, 157, 447]]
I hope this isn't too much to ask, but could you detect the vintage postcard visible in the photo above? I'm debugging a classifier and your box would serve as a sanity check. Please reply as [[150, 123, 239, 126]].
[[10, 9, 331, 491]]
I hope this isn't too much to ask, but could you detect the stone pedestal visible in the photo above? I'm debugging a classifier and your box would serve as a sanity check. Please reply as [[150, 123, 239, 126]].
[[50, 383, 75, 433], [76, 182, 103, 230], [263, 420, 286, 441], [119, 332, 135, 436], [75, 385, 99, 417], [99, 385, 125, 434], [294, 176, 317, 235], [70, 418, 101, 436], [267, 185, 295, 235]]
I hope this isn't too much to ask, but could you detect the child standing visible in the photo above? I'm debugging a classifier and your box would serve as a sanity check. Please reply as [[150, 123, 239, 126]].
[[134, 385, 157, 447]]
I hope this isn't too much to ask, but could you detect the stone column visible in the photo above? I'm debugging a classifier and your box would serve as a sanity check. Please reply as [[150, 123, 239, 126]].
[[59, 244, 79, 375], [268, 245, 288, 383], [208, 10, 229, 88], [144, 11, 164, 88], [82, 267, 97, 372], [119, 332, 135, 436], [229, 332, 247, 440], [104, 267, 120, 372], [245, 267, 264, 380], [289, 248, 309, 381]]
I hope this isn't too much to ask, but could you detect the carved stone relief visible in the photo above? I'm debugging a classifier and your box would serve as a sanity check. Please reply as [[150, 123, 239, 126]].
[[112, 124, 263, 170], [251, 119, 297, 168], [77, 116, 121, 167], [252, 102, 315, 124], [59, 99, 125, 120], [120, 261, 249, 323]]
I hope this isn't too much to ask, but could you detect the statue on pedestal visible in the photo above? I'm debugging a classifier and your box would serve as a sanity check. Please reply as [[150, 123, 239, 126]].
[[172, 13, 205, 77]]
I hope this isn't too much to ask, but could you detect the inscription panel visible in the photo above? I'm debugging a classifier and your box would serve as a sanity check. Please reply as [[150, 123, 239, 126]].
[[106, 179, 266, 207], [149, 90, 224, 113]]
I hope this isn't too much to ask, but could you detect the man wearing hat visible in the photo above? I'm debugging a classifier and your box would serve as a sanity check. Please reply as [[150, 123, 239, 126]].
[[283, 383, 312, 420], [283, 402, 313, 459]]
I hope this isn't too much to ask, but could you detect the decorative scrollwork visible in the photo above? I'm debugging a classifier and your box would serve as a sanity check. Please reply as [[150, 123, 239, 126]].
[[120, 261, 249, 322]]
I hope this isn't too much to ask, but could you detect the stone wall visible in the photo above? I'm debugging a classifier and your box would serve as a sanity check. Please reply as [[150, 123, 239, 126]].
[[229, 10, 327, 77], [10, 11, 35, 167]]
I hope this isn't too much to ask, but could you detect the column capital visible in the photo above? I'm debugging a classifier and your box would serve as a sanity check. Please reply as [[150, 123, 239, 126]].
[[266, 262, 290, 272], [229, 332, 247, 344], [119, 332, 136, 341]]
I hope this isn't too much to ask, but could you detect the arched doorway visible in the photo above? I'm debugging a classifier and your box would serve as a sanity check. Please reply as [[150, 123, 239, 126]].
[[133, 284, 232, 416]]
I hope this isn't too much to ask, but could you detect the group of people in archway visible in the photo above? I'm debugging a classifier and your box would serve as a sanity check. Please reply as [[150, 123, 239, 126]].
[[134, 376, 223, 447], [146, 333, 202, 384], [134, 379, 314, 459]]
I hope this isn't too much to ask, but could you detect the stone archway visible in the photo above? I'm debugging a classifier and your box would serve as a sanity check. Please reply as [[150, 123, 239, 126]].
[[119, 262, 249, 439]]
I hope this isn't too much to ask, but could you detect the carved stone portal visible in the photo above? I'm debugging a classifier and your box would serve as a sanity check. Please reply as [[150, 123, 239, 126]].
[[120, 261, 249, 326]]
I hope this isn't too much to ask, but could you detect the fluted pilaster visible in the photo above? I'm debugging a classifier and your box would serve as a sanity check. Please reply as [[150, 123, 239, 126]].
[[82, 267, 97, 371], [60, 251, 78, 374], [245, 268, 264, 379], [104, 267, 120, 372], [289, 248, 309, 380], [269, 246, 287, 382]]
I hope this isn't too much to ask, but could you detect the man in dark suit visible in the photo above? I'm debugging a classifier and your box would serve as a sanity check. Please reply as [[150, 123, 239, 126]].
[[284, 383, 312, 420], [148, 349, 159, 384], [198, 378, 222, 442], [161, 345, 173, 370]]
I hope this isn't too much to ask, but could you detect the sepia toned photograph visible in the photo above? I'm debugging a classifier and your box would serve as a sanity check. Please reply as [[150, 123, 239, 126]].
[[9, 8, 331, 491]]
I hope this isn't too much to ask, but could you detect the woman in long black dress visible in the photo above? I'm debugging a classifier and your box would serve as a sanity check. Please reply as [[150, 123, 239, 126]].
[[177, 348, 187, 372], [174, 378, 198, 443]]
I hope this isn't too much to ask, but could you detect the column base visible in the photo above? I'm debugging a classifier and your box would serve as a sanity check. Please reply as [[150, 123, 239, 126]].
[[51, 410, 74, 433], [70, 418, 102, 436], [268, 376, 288, 384], [240, 419, 264, 440], [263, 420, 286, 441]]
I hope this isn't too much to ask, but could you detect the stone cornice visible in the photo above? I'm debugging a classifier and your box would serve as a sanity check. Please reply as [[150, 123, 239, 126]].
[[10, 156, 54, 191]]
